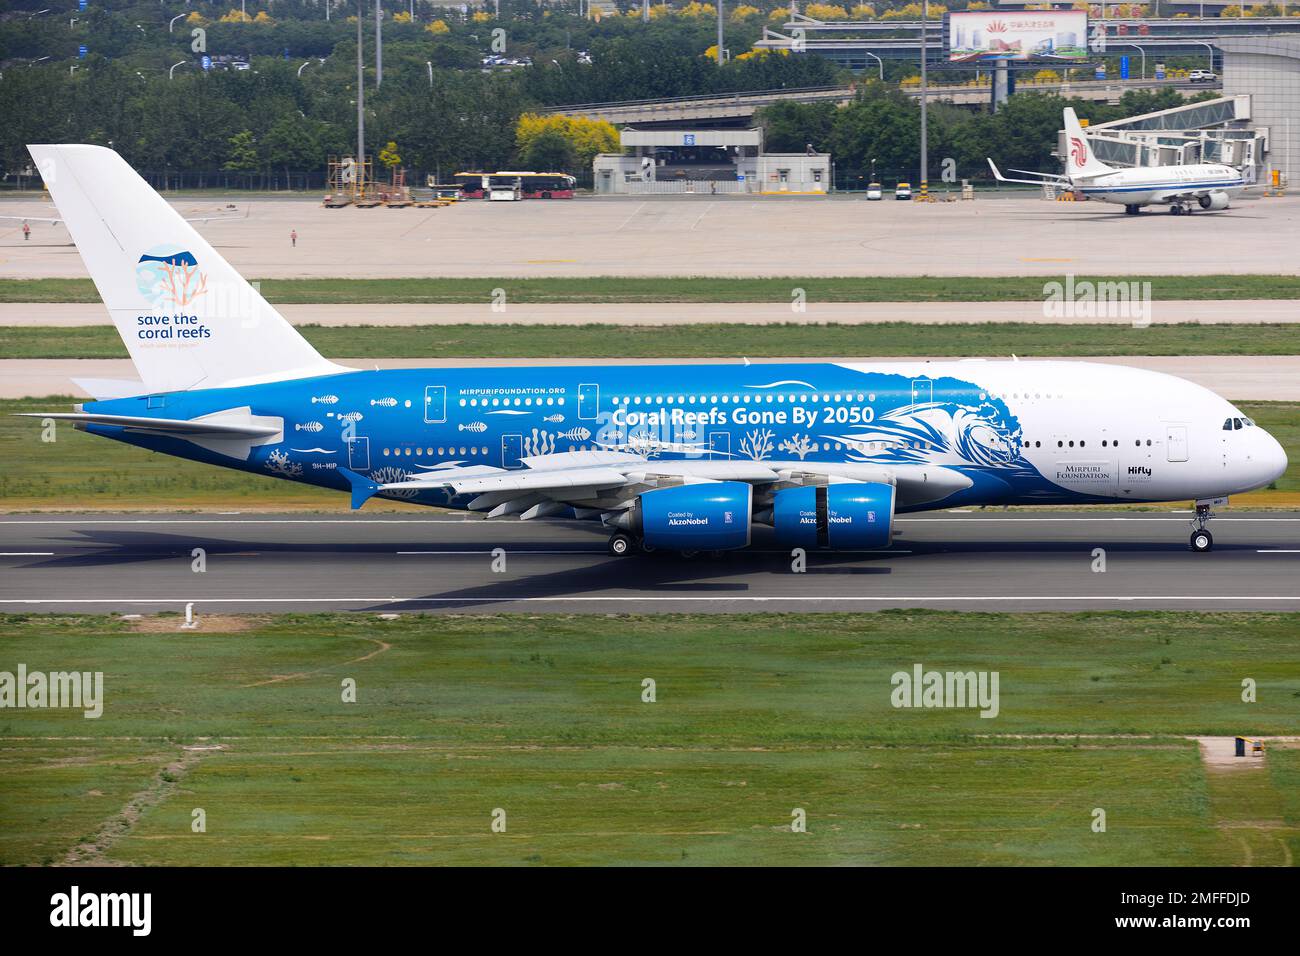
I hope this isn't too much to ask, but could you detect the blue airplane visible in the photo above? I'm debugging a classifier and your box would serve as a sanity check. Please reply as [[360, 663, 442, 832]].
[[22, 145, 1287, 556]]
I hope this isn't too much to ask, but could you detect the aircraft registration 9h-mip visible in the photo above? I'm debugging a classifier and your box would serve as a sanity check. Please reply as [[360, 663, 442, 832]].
[[23, 145, 1286, 556]]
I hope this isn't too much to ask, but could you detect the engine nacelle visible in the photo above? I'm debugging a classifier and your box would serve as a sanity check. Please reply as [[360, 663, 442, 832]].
[[772, 481, 895, 550], [630, 481, 752, 551], [1199, 191, 1230, 211]]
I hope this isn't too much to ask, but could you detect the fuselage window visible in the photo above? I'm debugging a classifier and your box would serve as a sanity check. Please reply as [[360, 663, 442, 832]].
[[1146, 439, 1153, 446], [1057, 440, 1063, 448], [1079, 440, 1086, 448]]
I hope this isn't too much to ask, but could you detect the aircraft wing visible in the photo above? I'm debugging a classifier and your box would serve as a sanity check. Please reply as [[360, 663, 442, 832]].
[[1, 209, 245, 226], [339, 450, 972, 516], [986, 158, 1071, 187]]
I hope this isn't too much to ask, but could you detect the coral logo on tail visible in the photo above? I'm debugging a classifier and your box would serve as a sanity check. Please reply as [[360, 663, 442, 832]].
[[1069, 136, 1087, 167], [136, 246, 208, 308]]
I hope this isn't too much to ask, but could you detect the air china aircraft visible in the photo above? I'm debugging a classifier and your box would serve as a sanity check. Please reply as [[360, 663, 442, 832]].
[[988, 107, 1247, 216], [22, 145, 1285, 556]]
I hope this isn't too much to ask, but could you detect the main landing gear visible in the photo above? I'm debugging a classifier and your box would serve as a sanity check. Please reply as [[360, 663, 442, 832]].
[[1189, 503, 1215, 553], [1169, 202, 1192, 216], [608, 533, 634, 556], [1124, 204, 1141, 215]]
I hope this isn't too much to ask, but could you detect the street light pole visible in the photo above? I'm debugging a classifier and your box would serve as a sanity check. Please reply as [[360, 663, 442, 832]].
[[375, 0, 382, 87], [716, 0, 724, 66], [357, 0, 365, 198], [169, 60, 186, 79], [864, 50, 883, 82], [919, 0, 928, 201]]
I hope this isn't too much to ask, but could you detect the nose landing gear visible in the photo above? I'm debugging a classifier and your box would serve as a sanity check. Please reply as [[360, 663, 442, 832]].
[[1189, 502, 1215, 553]]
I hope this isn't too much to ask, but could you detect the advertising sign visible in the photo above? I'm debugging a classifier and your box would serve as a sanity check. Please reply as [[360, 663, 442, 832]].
[[948, 11, 1088, 62]]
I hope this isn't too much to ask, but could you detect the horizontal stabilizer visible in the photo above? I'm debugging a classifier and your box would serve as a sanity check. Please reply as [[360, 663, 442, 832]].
[[17, 409, 280, 438]]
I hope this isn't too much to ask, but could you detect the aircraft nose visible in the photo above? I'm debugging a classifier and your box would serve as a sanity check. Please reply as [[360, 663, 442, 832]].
[[1253, 429, 1288, 487]]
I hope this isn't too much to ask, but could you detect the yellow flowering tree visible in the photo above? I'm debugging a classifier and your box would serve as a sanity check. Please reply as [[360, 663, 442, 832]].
[[731, 4, 762, 19], [516, 114, 619, 172], [678, 2, 716, 16], [805, 4, 850, 18], [426, 19, 450, 34]]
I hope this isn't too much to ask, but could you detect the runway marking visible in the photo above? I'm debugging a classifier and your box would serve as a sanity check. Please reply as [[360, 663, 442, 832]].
[[3, 596, 1298, 605], [398, 549, 606, 555], [1257, 549, 1300, 553], [0, 552, 53, 556], [2, 516, 1296, 525]]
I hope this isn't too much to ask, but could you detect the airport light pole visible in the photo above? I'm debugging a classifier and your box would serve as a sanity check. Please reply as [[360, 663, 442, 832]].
[[864, 50, 883, 82], [717, 0, 724, 66], [919, 0, 928, 201], [357, 0, 365, 199], [375, 0, 383, 87]]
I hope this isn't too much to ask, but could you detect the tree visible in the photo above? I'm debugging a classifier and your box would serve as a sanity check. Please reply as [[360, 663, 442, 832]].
[[521, 128, 575, 173], [223, 131, 259, 172], [378, 140, 402, 170]]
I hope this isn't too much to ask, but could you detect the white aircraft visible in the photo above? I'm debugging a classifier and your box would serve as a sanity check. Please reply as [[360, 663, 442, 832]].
[[988, 107, 1246, 215], [17, 143, 1289, 557]]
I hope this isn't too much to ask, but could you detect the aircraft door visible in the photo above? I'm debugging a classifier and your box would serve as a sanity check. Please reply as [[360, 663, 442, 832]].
[[910, 379, 933, 408], [424, 385, 447, 424], [347, 436, 371, 471], [1166, 425, 1189, 462], [709, 430, 731, 460], [578, 383, 599, 421], [501, 434, 523, 469]]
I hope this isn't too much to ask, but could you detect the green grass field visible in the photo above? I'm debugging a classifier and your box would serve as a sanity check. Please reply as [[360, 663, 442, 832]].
[[4, 275, 1300, 305], [3, 397, 1297, 511], [1, 612, 1296, 866], [6, 322, 1300, 359]]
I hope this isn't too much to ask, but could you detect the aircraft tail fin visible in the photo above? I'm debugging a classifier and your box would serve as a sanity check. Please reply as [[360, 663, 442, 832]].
[[1062, 108, 1114, 180], [27, 144, 350, 394]]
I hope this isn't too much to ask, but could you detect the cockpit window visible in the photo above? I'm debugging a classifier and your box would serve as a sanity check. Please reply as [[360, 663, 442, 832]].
[[1224, 418, 1234, 430]]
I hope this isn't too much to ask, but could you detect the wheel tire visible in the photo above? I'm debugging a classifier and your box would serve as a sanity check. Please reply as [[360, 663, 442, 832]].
[[608, 533, 633, 557], [1190, 529, 1213, 553], [1170, 204, 1184, 216], [1125, 204, 1140, 215]]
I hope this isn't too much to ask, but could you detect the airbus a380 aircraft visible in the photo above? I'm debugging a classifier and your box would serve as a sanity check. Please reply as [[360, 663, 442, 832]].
[[988, 108, 1247, 216], [22, 145, 1285, 555]]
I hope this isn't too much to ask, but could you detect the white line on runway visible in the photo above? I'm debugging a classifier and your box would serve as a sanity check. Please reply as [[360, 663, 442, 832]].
[[0, 552, 53, 556], [397, 550, 606, 555], [1257, 549, 1300, 553], [2, 516, 1296, 525], [3, 595, 1298, 605]]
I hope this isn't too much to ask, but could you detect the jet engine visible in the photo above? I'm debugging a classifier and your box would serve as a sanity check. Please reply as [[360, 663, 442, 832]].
[[771, 481, 895, 550], [1199, 192, 1230, 211], [624, 481, 752, 551]]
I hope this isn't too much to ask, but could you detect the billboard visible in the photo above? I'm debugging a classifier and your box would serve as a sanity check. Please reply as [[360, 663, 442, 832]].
[[948, 11, 1088, 62]]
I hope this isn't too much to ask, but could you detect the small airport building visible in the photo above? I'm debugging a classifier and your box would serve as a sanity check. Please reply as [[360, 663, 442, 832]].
[[593, 128, 831, 195]]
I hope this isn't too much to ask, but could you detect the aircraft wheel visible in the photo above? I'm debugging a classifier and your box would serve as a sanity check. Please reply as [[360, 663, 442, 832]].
[[1170, 204, 1184, 216], [638, 539, 656, 555], [608, 533, 634, 557], [1190, 529, 1213, 553], [1125, 204, 1140, 215]]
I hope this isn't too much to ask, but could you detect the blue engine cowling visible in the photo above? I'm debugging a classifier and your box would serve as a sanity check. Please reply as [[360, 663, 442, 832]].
[[772, 481, 895, 550], [632, 481, 752, 551]]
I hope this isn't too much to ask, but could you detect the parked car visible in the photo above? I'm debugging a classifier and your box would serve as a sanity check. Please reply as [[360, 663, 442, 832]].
[[895, 182, 913, 200], [1188, 69, 1217, 83], [866, 182, 883, 201]]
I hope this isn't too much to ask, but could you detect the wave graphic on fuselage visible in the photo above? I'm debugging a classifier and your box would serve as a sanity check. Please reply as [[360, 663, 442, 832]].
[[828, 399, 1021, 468]]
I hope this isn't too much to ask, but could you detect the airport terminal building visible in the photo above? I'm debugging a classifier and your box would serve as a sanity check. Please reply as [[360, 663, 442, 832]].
[[594, 128, 831, 195]]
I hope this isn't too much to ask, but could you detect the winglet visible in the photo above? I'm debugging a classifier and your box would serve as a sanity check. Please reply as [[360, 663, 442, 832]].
[[338, 467, 380, 510], [987, 157, 1007, 182]]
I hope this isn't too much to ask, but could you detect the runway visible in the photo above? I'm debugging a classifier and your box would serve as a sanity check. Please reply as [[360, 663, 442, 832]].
[[2, 511, 1297, 613]]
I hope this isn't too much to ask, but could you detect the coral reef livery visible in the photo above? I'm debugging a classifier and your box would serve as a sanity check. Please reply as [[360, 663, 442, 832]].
[[22, 144, 1286, 556]]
